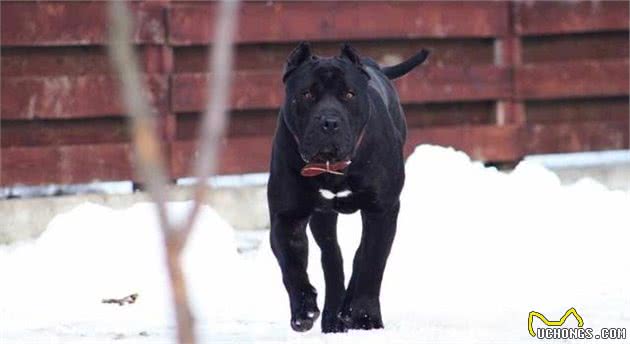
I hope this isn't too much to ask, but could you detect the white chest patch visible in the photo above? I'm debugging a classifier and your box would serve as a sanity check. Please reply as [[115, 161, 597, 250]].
[[319, 189, 352, 200]]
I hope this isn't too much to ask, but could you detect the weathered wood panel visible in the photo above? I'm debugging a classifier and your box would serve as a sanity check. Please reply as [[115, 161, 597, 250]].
[[1, 0, 629, 186], [0, 1, 165, 46], [1, 47, 112, 77], [169, 2, 508, 45], [525, 121, 629, 154], [1, 74, 168, 119], [521, 32, 629, 64], [1, 144, 134, 185], [171, 65, 510, 112], [525, 97, 630, 124], [403, 102, 496, 128], [170, 136, 273, 177], [172, 125, 523, 177], [406, 125, 522, 162], [1, 118, 129, 147], [176, 111, 279, 139], [176, 102, 496, 140], [515, 1, 629, 36], [1, 46, 172, 77], [395, 65, 511, 103], [172, 71, 282, 112], [174, 39, 495, 73], [515, 60, 629, 100]]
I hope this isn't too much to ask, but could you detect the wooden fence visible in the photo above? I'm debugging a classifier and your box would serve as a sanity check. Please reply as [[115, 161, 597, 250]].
[[1, 1, 628, 186]]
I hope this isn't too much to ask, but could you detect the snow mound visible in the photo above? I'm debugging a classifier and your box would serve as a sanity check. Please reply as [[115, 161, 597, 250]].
[[0, 202, 241, 338], [1, 145, 628, 343]]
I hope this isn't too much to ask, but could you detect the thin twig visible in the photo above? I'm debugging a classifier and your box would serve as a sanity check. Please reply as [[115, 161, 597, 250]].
[[102, 293, 139, 306], [108, 1, 240, 344], [108, 1, 171, 232], [179, 0, 240, 238]]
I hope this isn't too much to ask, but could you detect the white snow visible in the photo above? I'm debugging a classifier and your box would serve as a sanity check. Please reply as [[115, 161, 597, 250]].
[[1, 145, 629, 343], [1, 181, 134, 199], [177, 173, 269, 188], [525, 149, 630, 169]]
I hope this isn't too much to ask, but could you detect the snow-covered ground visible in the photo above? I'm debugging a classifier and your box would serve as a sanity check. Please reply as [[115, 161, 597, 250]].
[[1, 145, 628, 343]]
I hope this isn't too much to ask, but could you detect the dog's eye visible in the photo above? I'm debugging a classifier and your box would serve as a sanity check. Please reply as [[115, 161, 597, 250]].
[[344, 91, 355, 100], [302, 91, 313, 100]]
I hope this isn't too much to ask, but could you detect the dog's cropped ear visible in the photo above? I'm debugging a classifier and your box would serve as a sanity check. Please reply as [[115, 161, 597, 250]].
[[340, 43, 362, 65], [340, 43, 370, 79], [282, 42, 313, 83]]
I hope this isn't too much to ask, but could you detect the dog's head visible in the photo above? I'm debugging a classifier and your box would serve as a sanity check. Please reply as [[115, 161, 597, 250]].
[[281, 42, 371, 164]]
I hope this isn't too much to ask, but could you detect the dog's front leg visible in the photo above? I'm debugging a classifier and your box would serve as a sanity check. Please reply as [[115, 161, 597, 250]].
[[338, 201, 400, 330], [270, 213, 320, 332], [310, 211, 347, 333]]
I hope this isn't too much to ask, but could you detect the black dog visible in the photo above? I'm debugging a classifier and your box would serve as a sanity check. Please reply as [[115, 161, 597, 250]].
[[267, 42, 429, 333]]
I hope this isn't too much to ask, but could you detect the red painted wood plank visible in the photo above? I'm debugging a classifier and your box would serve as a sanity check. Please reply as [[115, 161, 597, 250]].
[[1, 46, 112, 77], [5, 121, 624, 185], [172, 124, 522, 177], [521, 32, 629, 64], [0, 143, 135, 186], [175, 101, 496, 140], [173, 39, 495, 74], [0, 145, 61, 185], [515, 59, 629, 100], [1, 46, 174, 77], [408, 120, 630, 161], [525, 97, 629, 124], [1, 74, 168, 119], [1, 117, 129, 147], [0, 1, 165, 46], [493, 1, 526, 126], [406, 125, 523, 162], [514, 1, 629, 36], [525, 120, 629, 154], [171, 65, 510, 112], [168, 2, 508, 45], [170, 136, 273, 177], [176, 110, 279, 139], [171, 71, 284, 112], [404, 102, 496, 128], [395, 65, 511, 103]]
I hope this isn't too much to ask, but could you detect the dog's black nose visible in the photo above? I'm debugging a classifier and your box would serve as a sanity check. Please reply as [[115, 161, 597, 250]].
[[321, 116, 339, 133]]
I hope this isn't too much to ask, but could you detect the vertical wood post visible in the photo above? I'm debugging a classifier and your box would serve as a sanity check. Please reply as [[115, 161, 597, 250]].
[[491, 1, 526, 162], [494, 1, 526, 127], [141, 0, 176, 181]]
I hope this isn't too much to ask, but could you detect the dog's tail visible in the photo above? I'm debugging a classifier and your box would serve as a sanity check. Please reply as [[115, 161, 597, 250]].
[[382, 49, 430, 80]]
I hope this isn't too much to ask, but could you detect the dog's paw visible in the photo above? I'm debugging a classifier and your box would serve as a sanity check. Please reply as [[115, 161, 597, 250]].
[[290, 308, 320, 332], [321, 311, 347, 333], [337, 298, 383, 330], [290, 292, 320, 332]]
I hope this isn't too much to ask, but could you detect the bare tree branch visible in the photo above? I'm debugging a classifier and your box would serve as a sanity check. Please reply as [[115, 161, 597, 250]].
[[108, 1, 240, 343], [108, 0, 171, 232], [180, 0, 240, 238]]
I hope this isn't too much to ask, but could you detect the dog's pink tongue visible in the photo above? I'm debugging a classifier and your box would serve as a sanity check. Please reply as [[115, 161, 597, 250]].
[[301, 161, 351, 177]]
